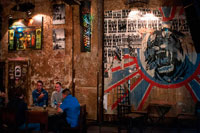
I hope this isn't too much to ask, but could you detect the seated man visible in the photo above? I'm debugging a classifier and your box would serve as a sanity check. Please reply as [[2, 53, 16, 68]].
[[50, 82, 63, 108], [6, 87, 40, 131], [32, 80, 48, 107], [58, 88, 80, 127], [48, 88, 80, 132]]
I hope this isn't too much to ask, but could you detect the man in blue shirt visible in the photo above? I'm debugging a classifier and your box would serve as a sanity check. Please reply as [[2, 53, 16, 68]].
[[58, 88, 80, 127], [32, 80, 48, 107], [48, 88, 80, 132]]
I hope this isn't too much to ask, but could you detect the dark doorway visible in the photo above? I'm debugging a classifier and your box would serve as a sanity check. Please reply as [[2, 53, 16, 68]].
[[0, 61, 5, 107]]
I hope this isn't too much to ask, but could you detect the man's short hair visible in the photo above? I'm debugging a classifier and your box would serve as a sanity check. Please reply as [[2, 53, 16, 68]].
[[62, 88, 71, 95], [56, 82, 62, 86], [37, 80, 43, 85]]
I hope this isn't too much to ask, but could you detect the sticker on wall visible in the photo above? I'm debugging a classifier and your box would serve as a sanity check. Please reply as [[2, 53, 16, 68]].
[[53, 4, 65, 25], [15, 66, 21, 78], [53, 28, 65, 50]]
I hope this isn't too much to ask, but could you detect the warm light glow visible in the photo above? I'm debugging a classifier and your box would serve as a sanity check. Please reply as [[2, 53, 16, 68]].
[[12, 20, 26, 28], [29, 19, 34, 25], [32, 14, 44, 21], [128, 10, 140, 20], [140, 13, 158, 20]]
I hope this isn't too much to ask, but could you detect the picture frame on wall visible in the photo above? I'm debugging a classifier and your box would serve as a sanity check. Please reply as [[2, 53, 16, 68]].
[[53, 4, 65, 25], [8, 16, 43, 51], [53, 28, 65, 50], [80, 1, 91, 52]]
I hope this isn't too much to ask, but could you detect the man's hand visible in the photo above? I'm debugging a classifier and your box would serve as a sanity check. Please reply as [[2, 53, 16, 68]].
[[57, 107, 63, 113], [37, 93, 45, 101]]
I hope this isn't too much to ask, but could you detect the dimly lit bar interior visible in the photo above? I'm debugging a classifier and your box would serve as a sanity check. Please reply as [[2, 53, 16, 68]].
[[0, 0, 200, 132]]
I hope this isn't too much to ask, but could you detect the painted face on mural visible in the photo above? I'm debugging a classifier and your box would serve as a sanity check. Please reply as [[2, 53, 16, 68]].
[[144, 28, 187, 83]]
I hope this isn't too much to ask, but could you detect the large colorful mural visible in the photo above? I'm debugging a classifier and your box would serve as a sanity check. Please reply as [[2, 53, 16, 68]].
[[103, 7, 200, 114]]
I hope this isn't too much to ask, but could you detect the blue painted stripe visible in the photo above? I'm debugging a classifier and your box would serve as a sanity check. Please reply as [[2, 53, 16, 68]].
[[107, 66, 134, 87], [129, 79, 149, 108], [161, 7, 171, 18], [189, 80, 200, 101]]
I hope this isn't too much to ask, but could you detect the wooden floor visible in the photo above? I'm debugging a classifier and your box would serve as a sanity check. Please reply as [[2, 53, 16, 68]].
[[87, 125, 198, 133], [1, 120, 198, 133], [86, 120, 199, 133]]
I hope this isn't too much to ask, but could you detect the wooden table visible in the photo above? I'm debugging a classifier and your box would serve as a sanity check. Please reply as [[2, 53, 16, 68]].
[[28, 106, 58, 115], [26, 110, 48, 133], [146, 101, 173, 124], [47, 107, 59, 116], [26, 106, 58, 133]]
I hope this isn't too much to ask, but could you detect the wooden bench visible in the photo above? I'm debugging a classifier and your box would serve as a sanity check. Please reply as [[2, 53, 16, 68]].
[[62, 104, 87, 133]]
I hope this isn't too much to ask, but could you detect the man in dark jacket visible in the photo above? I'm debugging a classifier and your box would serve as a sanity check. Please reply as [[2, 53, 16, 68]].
[[32, 80, 48, 107], [7, 87, 40, 130]]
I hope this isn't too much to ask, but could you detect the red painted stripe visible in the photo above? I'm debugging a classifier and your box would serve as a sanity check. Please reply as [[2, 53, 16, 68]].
[[105, 71, 140, 93], [140, 63, 200, 89], [111, 90, 129, 110], [111, 56, 136, 72], [107, 62, 200, 93], [130, 76, 142, 91], [111, 58, 136, 72], [111, 66, 121, 72], [105, 71, 139, 93], [195, 76, 200, 84], [124, 60, 136, 68], [159, 7, 177, 21]]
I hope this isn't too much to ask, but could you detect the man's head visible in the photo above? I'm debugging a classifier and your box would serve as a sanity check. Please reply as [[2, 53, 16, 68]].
[[37, 80, 43, 93], [55, 82, 62, 92], [62, 88, 71, 99]]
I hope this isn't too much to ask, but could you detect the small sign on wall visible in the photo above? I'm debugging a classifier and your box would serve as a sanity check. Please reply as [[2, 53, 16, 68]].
[[15, 66, 21, 78]]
